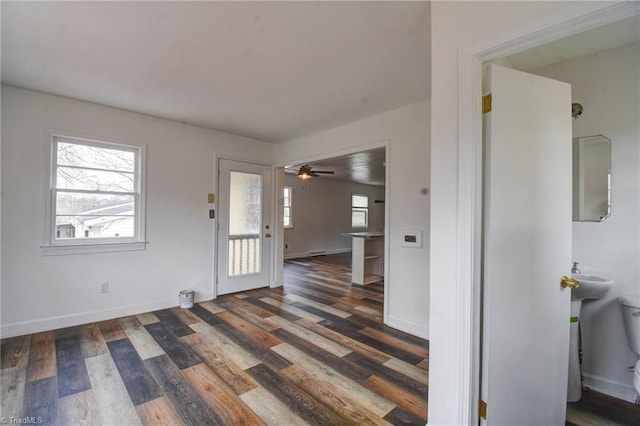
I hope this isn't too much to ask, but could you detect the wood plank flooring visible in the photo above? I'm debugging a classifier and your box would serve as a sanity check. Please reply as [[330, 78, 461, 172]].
[[566, 389, 640, 426], [3, 253, 636, 425], [1, 255, 428, 425]]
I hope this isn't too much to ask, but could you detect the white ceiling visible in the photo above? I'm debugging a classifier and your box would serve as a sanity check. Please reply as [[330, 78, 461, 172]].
[[3, 3, 634, 187], [1, 1, 430, 143]]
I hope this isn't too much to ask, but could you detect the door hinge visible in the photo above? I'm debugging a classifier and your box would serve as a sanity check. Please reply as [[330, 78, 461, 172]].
[[479, 399, 487, 420], [482, 94, 492, 114]]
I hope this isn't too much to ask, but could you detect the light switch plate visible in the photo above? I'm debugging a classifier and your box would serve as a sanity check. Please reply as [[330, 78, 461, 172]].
[[208, 193, 215, 203]]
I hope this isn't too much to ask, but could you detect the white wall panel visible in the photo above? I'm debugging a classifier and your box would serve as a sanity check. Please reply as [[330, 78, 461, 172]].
[[1, 86, 274, 336]]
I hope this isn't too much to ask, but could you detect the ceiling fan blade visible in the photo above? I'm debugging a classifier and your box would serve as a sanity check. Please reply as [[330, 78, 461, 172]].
[[295, 164, 334, 178]]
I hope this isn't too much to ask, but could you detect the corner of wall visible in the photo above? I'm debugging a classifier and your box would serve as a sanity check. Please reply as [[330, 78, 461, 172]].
[[387, 314, 429, 340]]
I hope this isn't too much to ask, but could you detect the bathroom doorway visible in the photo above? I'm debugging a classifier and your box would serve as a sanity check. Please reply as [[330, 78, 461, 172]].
[[463, 5, 638, 424]]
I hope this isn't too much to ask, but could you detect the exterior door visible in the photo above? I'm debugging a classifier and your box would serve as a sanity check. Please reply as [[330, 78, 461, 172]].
[[481, 65, 572, 425], [217, 159, 272, 295]]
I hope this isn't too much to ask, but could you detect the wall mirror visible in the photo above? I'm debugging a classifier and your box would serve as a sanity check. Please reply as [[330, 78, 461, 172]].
[[572, 135, 611, 222]]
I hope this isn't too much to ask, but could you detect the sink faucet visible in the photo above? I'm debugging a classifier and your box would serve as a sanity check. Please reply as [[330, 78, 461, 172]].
[[571, 261, 581, 274]]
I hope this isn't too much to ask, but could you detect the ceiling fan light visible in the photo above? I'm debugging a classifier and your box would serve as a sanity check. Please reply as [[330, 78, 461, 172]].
[[297, 164, 313, 179]]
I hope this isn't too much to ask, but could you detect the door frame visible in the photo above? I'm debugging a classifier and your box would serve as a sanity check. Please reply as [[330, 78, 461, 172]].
[[451, 2, 639, 424], [273, 140, 390, 323], [213, 155, 277, 299]]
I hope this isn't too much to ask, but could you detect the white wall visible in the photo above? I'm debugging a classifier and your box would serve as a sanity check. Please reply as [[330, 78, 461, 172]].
[[531, 42, 640, 402], [283, 174, 384, 259], [276, 101, 430, 339], [1, 85, 274, 337], [429, 1, 576, 423]]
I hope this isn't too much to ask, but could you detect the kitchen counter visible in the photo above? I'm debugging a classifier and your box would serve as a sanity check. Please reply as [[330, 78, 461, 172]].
[[342, 232, 384, 238], [343, 232, 384, 285]]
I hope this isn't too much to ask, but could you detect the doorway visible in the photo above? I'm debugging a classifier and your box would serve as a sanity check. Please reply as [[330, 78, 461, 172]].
[[277, 146, 389, 313], [430, 2, 638, 424], [448, 2, 639, 424], [217, 158, 273, 295], [501, 21, 640, 423]]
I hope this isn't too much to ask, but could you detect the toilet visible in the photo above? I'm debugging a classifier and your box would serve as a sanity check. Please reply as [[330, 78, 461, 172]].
[[619, 295, 640, 402]]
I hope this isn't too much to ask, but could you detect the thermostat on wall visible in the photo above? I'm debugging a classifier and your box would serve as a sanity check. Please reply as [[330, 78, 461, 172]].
[[402, 230, 422, 248]]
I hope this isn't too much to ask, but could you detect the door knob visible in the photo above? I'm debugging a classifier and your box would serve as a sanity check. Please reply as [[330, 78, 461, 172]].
[[560, 276, 579, 289]]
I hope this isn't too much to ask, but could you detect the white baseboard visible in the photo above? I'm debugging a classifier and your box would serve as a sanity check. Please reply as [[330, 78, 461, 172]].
[[582, 372, 638, 403], [284, 248, 351, 260], [387, 314, 429, 340], [0, 291, 214, 338]]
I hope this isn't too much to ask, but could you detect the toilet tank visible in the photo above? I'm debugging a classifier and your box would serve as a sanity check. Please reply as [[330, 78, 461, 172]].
[[619, 296, 640, 355]]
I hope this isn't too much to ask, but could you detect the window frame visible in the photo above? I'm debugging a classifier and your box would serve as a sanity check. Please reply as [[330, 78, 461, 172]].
[[42, 131, 147, 255], [351, 193, 369, 229], [283, 185, 293, 228]]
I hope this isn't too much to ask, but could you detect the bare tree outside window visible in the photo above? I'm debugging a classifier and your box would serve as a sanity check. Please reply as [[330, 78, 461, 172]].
[[52, 137, 141, 241]]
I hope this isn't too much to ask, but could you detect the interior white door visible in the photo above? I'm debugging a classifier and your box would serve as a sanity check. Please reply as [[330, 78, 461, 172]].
[[481, 65, 572, 425], [217, 159, 272, 295]]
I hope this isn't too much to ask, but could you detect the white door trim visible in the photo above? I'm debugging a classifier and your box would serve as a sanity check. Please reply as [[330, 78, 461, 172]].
[[450, 2, 640, 425]]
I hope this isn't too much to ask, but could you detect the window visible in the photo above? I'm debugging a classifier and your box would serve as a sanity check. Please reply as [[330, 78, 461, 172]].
[[283, 186, 293, 228], [352, 194, 368, 228], [46, 134, 145, 252]]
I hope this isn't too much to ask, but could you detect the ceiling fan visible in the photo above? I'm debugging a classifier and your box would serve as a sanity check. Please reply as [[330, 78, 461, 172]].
[[292, 164, 335, 180]]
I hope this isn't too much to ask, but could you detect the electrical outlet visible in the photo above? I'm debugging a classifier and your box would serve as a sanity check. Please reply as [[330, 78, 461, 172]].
[[100, 282, 109, 293]]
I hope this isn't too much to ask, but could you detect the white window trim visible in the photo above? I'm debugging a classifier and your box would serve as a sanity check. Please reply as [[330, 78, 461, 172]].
[[351, 193, 369, 229], [41, 130, 147, 255], [284, 185, 293, 229]]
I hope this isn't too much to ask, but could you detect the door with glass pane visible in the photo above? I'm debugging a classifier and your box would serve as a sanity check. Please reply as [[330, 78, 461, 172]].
[[217, 159, 272, 295]]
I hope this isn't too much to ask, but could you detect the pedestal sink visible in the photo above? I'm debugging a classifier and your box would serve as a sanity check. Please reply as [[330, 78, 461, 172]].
[[567, 272, 614, 402], [571, 273, 614, 300]]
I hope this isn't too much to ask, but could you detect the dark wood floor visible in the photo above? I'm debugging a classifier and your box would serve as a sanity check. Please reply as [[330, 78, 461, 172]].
[[1, 254, 428, 425], [566, 389, 640, 426]]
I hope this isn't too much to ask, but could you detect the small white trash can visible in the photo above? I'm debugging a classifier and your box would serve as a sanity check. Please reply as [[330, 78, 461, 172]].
[[179, 290, 195, 309]]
